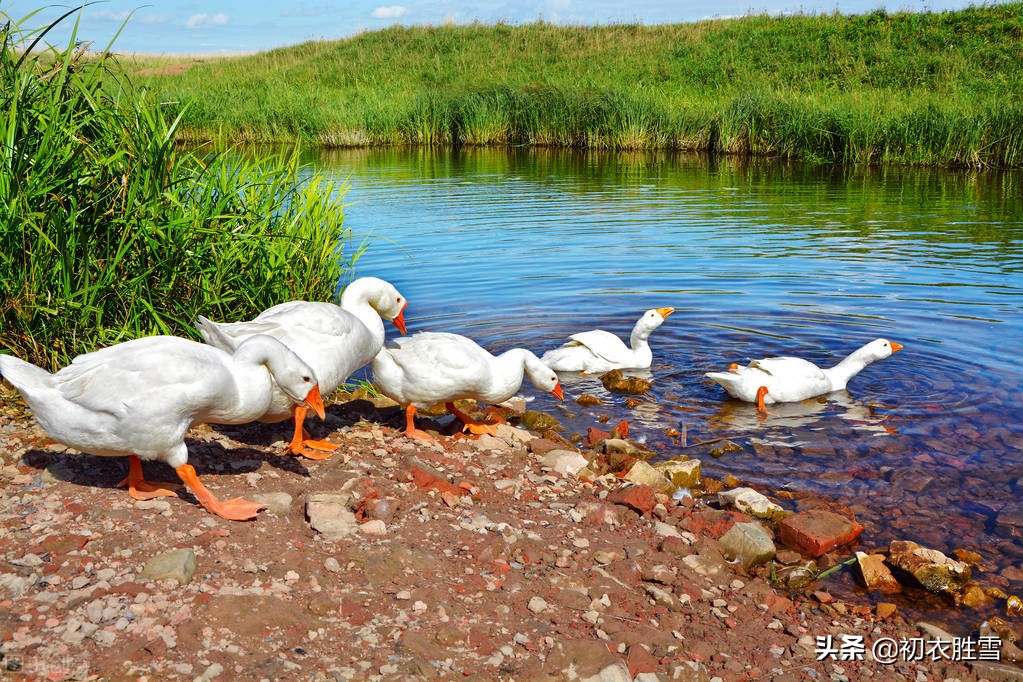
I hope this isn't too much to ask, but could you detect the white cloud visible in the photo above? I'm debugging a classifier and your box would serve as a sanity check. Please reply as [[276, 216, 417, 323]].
[[185, 13, 230, 29], [371, 5, 408, 19], [139, 14, 172, 25]]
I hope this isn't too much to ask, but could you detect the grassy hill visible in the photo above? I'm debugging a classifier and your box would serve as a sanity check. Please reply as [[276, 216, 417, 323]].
[[138, 3, 1023, 167]]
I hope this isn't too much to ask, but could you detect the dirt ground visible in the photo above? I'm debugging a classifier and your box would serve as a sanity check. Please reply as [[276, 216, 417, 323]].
[[0, 392, 1015, 681]]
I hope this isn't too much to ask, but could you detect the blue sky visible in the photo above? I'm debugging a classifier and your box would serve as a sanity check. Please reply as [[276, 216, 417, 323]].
[[2, 0, 997, 54]]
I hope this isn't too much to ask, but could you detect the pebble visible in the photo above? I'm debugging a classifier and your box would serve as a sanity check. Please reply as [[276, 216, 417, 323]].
[[324, 557, 341, 573], [359, 519, 387, 535], [527, 596, 548, 614], [140, 548, 196, 584]]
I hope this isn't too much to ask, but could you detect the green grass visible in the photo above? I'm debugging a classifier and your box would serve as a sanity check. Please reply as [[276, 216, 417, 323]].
[[1, 12, 356, 371], [131, 4, 1023, 167]]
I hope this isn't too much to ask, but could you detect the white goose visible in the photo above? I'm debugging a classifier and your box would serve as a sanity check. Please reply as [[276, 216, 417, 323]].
[[541, 307, 675, 373], [0, 335, 325, 520], [195, 276, 407, 459], [371, 332, 564, 439], [704, 338, 903, 412]]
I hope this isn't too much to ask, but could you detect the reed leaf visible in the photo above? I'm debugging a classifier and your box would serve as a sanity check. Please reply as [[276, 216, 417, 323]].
[[0, 10, 354, 370]]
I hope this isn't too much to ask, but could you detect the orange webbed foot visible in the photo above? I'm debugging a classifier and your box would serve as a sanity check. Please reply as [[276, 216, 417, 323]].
[[403, 405, 436, 440], [288, 436, 339, 460], [447, 402, 501, 437], [175, 464, 265, 521], [284, 406, 337, 459], [462, 422, 500, 437], [208, 497, 267, 521], [406, 427, 437, 441], [121, 479, 181, 500], [119, 455, 180, 500]]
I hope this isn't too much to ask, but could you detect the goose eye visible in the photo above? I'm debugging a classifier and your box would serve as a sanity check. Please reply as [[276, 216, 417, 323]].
[[303, 376, 311, 382]]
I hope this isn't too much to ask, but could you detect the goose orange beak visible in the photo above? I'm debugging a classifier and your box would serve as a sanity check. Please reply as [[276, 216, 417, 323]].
[[392, 303, 408, 335], [890, 341, 903, 353], [551, 381, 564, 400], [304, 385, 326, 420], [655, 307, 675, 319]]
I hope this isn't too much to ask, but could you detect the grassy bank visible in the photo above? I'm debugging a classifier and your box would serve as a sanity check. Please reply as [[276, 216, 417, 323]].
[[1, 14, 354, 371], [137, 3, 1023, 168]]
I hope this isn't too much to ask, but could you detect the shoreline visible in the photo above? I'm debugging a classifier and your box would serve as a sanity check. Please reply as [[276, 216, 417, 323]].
[[0, 392, 1011, 680]]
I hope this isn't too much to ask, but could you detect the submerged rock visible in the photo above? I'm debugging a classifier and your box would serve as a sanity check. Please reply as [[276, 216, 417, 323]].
[[854, 551, 901, 593], [709, 441, 743, 458], [655, 458, 701, 490], [575, 394, 603, 406], [773, 560, 818, 589], [599, 370, 652, 395], [519, 410, 562, 432], [886, 540, 971, 593]]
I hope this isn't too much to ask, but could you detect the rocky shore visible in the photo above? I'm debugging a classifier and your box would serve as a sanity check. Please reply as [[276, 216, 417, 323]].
[[0, 390, 1018, 681]]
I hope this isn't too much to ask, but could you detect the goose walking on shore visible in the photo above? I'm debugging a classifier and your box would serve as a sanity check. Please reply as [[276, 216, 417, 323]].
[[0, 335, 326, 520], [196, 277, 407, 459]]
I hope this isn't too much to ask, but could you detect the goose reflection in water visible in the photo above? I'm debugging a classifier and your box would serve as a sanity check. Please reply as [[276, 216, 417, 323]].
[[705, 389, 898, 444]]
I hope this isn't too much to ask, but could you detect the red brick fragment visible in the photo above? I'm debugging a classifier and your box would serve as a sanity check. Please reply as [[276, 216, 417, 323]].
[[778, 509, 863, 558], [607, 484, 656, 516], [410, 465, 469, 506], [626, 644, 658, 676], [584, 427, 612, 447]]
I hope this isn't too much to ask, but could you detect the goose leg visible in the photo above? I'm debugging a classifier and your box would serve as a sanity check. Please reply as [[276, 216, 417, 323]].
[[118, 455, 180, 500], [445, 402, 500, 436], [404, 405, 435, 440], [175, 464, 265, 521], [285, 405, 338, 460], [755, 386, 771, 416]]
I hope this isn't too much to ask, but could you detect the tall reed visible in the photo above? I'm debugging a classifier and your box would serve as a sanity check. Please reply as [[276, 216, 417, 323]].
[[0, 11, 354, 371]]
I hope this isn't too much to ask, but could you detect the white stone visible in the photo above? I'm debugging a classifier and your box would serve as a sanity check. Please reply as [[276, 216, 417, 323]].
[[305, 494, 359, 540], [542, 450, 590, 476], [527, 596, 548, 613], [359, 519, 387, 535], [718, 487, 787, 521]]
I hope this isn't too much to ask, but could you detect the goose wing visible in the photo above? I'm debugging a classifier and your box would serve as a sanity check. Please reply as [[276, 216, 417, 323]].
[[564, 330, 632, 365]]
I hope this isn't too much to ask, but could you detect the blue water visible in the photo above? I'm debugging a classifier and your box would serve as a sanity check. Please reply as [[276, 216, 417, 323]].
[[307, 147, 1023, 610]]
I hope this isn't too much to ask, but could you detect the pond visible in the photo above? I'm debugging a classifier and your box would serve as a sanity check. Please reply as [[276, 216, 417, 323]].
[[305, 146, 1023, 622]]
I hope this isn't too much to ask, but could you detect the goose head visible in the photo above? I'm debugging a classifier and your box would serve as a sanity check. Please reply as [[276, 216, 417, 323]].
[[368, 278, 409, 334], [860, 338, 904, 362], [632, 307, 674, 341], [249, 336, 326, 419], [525, 355, 564, 400]]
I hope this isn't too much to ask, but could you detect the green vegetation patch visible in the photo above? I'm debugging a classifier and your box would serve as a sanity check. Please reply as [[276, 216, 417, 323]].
[[137, 4, 1023, 167], [1, 12, 355, 370]]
